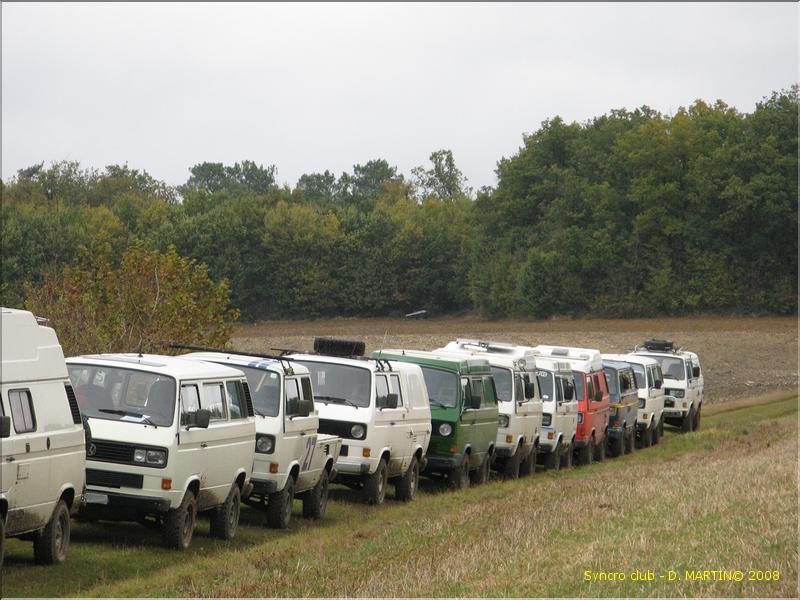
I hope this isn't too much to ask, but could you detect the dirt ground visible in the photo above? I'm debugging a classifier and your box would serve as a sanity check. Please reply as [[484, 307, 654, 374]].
[[232, 316, 798, 405]]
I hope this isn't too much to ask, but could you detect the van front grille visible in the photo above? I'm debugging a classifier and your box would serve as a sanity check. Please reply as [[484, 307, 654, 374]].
[[86, 468, 144, 489], [89, 439, 135, 463]]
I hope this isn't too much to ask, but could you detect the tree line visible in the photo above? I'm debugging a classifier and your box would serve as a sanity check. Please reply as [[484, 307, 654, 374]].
[[2, 87, 797, 327]]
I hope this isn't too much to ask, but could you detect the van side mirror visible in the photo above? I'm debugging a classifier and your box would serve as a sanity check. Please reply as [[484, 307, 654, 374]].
[[692, 366, 700, 378], [287, 397, 314, 418], [0, 415, 10, 438], [654, 380, 662, 390], [524, 381, 536, 399], [378, 393, 399, 410], [563, 382, 574, 401], [184, 409, 211, 429]]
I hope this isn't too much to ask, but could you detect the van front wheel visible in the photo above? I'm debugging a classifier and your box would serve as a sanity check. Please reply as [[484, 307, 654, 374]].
[[33, 500, 70, 564], [303, 469, 330, 519], [267, 477, 295, 529], [395, 456, 419, 502], [519, 445, 536, 476], [210, 484, 240, 540], [448, 455, 470, 490], [363, 459, 388, 505], [162, 490, 196, 550], [545, 443, 561, 471]]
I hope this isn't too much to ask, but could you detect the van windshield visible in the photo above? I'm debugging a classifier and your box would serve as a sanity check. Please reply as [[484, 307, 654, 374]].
[[536, 369, 554, 401], [68, 364, 176, 427], [420, 367, 458, 408], [490, 367, 513, 402], [236, 365, 281, 417], [653, 357, 685, 380], [294, 360, 371, 408]]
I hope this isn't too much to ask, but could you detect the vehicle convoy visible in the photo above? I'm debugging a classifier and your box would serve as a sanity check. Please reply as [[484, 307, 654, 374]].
[[532, 346, 610, 465], [287, 338, 431, 505], [66, 354, 256, 550], [634, 339, 704, 432], [435, 339, 543, 479], [600, 357, 639, 456], [371, 349, 498, 489], [606, 353, 666, 447], [177, 348, 342, 528], [1, 308, 86, 567]]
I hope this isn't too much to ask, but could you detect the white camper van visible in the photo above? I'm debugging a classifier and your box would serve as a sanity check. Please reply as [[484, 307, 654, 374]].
[[179, 349, 342, 529], [66, 354, 255, 550], [1, 308, 86, 566]]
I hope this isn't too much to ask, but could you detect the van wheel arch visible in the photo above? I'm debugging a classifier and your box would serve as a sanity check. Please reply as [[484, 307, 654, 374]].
[[59, 488, 76, 511], [235, 472, 246, 491], [289, 464, 300, 482]]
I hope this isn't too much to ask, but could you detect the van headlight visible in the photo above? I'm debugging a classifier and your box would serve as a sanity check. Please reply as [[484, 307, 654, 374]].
[[134, 449, 146, 463], [638, 398, 645, 408], [350, 424, 366, 439], [498, 415, 509, 428], [542, 413, 552, 427], [438, 423, 453, 436], [255, 434, 275, 454], [146, 449, 166, 466], [669, 389, 685, 398]]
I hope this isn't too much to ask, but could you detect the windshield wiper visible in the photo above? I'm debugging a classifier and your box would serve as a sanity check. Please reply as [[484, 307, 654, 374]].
[[429, 399, 449, 408], [98, 408, 158, 427], [662, 375, 677, 380], [253, 407, 268, 417], [316, 395, 359, 408]]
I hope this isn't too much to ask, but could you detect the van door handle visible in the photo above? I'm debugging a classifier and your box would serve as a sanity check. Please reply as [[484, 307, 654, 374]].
[[200, 442, 208, 448], [5, 456, 14, 462], [47, 437, 51, 450]]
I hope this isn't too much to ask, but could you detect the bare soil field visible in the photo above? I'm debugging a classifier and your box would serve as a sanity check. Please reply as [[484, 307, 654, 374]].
[[233, 316, 797, 405]]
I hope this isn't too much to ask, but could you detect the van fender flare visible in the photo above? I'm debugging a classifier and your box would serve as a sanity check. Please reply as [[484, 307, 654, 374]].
[[179, 474, 203, 502], [54, 482, 77, 511]]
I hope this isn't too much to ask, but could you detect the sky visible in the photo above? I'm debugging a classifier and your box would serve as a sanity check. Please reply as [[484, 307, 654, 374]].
[[2, 2, 798, 190]]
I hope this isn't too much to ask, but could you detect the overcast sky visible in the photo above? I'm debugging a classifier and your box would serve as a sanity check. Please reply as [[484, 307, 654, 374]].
[[2, 2, 797, 190]]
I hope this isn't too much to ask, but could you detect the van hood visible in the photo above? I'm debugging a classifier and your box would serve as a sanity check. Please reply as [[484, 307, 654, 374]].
[[315, 401, 370, 422], [87, 416, 177, 447]]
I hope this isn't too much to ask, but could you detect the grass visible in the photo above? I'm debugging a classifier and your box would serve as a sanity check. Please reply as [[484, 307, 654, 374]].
[[2, 392, 797, 597]]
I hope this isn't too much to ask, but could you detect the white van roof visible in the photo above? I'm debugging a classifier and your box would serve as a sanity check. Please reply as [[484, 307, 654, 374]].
[[603, 353, 661, 368], [66, 353, 246, 380], [289, 353, 422, 376], [180, 351, 310, 377], [1, 307, 68, 384], [531, 345, 603, 373], [442, 339, 537, 360], [434, 343, 537, 371], [530, 355, 574, 376]]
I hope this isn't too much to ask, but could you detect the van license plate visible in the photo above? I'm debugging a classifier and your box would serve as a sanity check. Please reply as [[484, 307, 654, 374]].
[[85, 492, 109, 505]]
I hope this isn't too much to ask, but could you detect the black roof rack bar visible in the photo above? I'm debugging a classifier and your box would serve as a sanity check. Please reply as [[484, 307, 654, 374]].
[[169, 342, 296, 374]]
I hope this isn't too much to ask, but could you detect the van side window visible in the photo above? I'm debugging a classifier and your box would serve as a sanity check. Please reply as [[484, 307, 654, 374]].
[[555, 378, 564, 403], [592, 374, 602, 399], [586, 377, 594, 402], [300, 377, 313, 402], [685, 361, 693, 380], [180, 384, 200, 416], [389, 375, 404, 407], [471, 378, 485, 406], [285, 378, 302, 416], [9, 389, 36, 433], [375, 375, 390, 406], [515, 375, 525, 402], [572, 372, 585, 401], [226, 381, 246, 420], [202, 383, 227, 420]]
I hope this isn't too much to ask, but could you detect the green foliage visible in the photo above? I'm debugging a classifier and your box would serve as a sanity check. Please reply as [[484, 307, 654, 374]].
[[2, 87, 797, 321], [23, 243, 238, 356]]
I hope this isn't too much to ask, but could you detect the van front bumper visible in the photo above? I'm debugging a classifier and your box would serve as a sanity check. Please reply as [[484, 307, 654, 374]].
[[81, 489, 172, 517], [424, 454, 464, 472]]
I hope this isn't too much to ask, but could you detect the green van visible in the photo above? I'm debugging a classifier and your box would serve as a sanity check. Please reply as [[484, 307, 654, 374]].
[[371, 349, 499, 489]]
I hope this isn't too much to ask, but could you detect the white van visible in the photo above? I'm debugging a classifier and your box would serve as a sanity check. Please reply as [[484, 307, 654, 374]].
[[180, 350, 341, 529], [289, 339, 431, 505], [1, 308, 86, 566], [633, 339, 704, 432], [530, 355, 579, 470], [435, 340, 543, 479], [66, 354, 255, 550]]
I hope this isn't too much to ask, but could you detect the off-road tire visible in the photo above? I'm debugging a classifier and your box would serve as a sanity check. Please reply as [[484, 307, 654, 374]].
[[560, 441, 574, 469], [363, 458, 388, 505], [637, 424, 652, 449], [470, 453, 490, 485], [624, 427, 636, 454], [681, 407, 694, 432], [594, 436, 606, 462], [267, 477, 295, 529], [610, 433, 624, 457], [651, 420, 661, 445], [33, 500, 71, 564], [449, 454, 470, 490], [0, 513, 4, 568], [519, 445, 536, 477], [659, 417, 665, 436], [303, 468, 330, 518], [210, 484, 240, 540], [576, 442, 593, 466], [504, 446, 522, 480], [162, 490, 196, 550], [692, 404, 701, 431], [395, 456, 419, 502], [545, 442, 561, 471]]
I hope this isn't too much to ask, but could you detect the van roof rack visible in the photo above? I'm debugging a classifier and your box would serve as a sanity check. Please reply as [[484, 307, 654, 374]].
[[636, 339, 681, 353]]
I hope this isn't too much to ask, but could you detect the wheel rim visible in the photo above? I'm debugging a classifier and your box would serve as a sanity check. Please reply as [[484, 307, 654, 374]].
[[229, 496, 239, 529], [55, 510, 68, 558], [320, 477, 329, 511], [411, 464, 418, 496], [182, 504, 194, 545]]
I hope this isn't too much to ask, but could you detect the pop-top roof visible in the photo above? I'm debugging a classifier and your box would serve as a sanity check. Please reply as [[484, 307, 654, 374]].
[[435, 342, 537, 371], [531, 345, 603, 373], [1, 307, 68, 384]]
